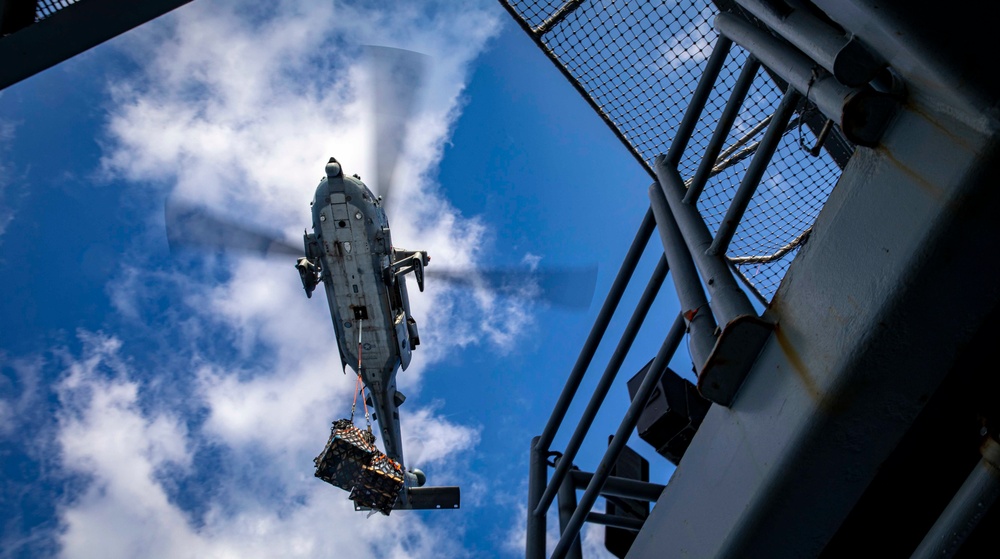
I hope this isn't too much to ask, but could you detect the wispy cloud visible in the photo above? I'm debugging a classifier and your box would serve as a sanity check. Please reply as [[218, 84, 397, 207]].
[[0, 353, 43, 439]]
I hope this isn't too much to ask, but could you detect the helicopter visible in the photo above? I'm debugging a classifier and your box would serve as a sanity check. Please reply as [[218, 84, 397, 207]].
[[299, 153, 448, 511], [164, 46, 597, 513]]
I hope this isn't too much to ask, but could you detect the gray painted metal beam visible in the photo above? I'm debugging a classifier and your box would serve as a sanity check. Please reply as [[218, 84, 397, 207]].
[[810, 0, 997, 123], [0, 0, 195, 90], [910, 438, 1000, 559], [734, 0, 885, 87], [714, 12, 896, 147], [527, 436, 547, 559], [648, 185, 716, 370], [653, 159, 771, 405], [568, 471, 665, 503], [556, 462, 583, 559]]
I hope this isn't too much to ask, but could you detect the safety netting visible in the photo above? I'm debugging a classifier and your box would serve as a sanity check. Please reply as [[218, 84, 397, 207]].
[[35, 0, 82, 21], [498, 0, 849, 303]]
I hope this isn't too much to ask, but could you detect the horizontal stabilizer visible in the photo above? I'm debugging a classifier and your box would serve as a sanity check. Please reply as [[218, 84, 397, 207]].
[[353, 486, 460, 512], [406, 486, 461, 510]]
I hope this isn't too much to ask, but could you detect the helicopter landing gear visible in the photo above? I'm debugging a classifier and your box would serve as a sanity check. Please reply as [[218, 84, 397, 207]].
[[390, 248, 429, 292]]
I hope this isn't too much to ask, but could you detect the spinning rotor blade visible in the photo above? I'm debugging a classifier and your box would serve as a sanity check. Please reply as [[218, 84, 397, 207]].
[[165, 198, 302, 258], [364, 45, 430, 212], [424, 265, 598, 309]]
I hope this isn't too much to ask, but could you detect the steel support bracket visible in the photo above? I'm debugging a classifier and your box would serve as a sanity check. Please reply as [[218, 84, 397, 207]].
[[698, 314, 773, 405]]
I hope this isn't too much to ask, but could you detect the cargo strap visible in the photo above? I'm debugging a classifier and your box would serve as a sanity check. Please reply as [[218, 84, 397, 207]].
[[349, 318, 371, 430], [350, 373, 371, 429]]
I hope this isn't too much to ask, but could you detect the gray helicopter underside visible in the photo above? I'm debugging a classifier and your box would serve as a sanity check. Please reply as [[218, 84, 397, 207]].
[[312, 171, 409, 464]]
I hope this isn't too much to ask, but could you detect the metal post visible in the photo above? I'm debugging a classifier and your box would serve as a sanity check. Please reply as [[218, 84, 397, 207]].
[[654, 159, 772, 404], [556, 461, 584, 559], [653, 159, 758, 328], [585, 512, 645, 532], [664, 35, 734, 166], [649, 184, 717, 370], [709, 85, 802, 256], [536, 209, 656, 454], [527, 436, 547, 559], [714, 12, 896, 147], [734, 0, 884, 87], [569, 470, 665, 502], [685, 56, 762, 205], [535, 254, 669, 516], [910, 438, 1000, 559], [551, 313, 687, 559]]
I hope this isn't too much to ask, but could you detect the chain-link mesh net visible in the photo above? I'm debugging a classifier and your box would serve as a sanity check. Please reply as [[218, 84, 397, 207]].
[[499, 0, 845, 303], [36, 0, 82, 21]]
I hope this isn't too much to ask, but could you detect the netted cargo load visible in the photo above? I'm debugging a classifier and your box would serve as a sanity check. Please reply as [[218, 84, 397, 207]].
[[314, 418, 377, 491], [314, 418, 404, 515], [349, 454, 405, 515]]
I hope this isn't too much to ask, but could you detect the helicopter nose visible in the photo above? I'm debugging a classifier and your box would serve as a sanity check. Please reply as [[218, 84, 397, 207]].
[[326, 157, 342, 179]]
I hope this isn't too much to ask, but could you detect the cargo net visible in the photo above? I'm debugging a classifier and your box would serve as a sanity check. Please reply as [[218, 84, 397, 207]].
[[314, 418, 404, 516], [498, 0, 846, 303]]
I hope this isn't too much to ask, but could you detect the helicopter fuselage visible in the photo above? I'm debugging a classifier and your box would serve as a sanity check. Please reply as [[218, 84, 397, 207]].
[[302, 158, 422, 467]]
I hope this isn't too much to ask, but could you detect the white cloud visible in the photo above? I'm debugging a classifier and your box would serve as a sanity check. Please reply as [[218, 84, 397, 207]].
[[402, 403, 481, 468], [655, 6, 716, 71], [0, 353, 43, 439], [100, 0, 528, 369], [51, 329, 485, 559], [56, 335, 200, 559]]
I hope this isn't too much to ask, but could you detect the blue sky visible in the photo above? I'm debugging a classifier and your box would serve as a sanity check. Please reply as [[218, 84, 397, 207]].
[[0, 1, 691, 556]]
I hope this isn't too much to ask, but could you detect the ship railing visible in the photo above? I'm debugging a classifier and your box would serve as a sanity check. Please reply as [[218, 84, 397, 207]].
[[523, 1, 897, 557]]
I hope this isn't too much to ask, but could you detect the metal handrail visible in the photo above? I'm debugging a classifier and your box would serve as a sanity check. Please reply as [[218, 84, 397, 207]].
[[549, 313, 687, 559], [522, 0, 877, 555], [534, 254, 669, 517]]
